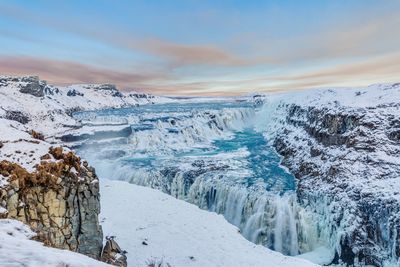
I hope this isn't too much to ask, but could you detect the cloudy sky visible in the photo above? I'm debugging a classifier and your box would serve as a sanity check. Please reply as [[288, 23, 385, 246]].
[[0, 0, 399, 95]]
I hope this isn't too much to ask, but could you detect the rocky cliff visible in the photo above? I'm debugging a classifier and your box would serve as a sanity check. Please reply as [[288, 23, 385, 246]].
[[0, 76, 137, 266], [263, 84, 400, 266], [0, 146, 104, 259]]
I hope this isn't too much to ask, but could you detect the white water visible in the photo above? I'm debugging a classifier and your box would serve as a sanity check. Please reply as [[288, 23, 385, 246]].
[[120, 167, 323, 256]]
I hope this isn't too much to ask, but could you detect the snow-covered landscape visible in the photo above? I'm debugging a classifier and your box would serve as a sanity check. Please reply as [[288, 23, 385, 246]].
[[0, 75, 399, 266], [2, 1, 400, 266]]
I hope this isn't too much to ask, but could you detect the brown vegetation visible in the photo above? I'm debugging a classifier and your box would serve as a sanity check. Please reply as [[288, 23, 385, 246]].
[[0, 147, 81, 190]]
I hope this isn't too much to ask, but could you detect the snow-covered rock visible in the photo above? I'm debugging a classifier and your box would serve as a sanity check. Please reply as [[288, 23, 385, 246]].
[[0, 144, 104, 259], [257, 83, 400, 266]]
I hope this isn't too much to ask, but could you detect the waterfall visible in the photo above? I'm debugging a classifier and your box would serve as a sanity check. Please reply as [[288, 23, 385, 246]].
[[112, 165, 323, 256], [124, 107, 255, 155]]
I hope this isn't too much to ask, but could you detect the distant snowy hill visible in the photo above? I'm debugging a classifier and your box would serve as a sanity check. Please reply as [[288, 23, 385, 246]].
[[0, 76, 174, 135]]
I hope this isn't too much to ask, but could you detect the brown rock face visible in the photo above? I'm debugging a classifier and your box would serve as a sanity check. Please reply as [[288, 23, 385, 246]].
[[0, 147, 103, 259]]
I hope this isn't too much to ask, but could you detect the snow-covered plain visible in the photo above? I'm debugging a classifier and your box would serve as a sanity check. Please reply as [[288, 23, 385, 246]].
[[100, 179, 318, 267]]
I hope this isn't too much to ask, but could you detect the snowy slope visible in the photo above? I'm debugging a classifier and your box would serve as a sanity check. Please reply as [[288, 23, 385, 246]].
[[0, 219, 111, 267], [0, 118, 54, 171], [257, 83, 400, 111], [100, 179, 318, 267]]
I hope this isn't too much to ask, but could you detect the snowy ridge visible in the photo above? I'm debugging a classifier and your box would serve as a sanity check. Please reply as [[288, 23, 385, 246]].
[[0, 76, 174, 136], [0, 118, 55, 171]]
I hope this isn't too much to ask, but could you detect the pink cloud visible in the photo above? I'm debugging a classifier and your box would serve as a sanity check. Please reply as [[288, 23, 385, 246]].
[[0, 56, 169, 90]]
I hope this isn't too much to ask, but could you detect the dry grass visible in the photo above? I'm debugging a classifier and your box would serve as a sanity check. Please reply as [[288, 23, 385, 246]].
[[0, 147, 82, 190]]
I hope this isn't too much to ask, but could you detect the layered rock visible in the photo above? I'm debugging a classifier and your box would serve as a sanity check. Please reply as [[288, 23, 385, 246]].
[[266, 95, 400, 266], [0, 146, 103, 259]]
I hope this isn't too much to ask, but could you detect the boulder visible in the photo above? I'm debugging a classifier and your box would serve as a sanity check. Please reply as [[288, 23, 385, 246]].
[[101, 236, 127, 267]]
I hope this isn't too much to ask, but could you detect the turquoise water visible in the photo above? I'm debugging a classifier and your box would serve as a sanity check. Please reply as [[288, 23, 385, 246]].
[[173, 128, 295, 192], [76, 101, 296, 194], [74, 100, 254, 118], [213, 128, 295, 191]]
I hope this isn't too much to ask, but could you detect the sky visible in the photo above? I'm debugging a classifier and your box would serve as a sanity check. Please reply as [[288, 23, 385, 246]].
[[0, 0, 399, 96]]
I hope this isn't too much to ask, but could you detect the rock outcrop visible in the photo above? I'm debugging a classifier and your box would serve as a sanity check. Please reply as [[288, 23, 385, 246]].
[[18, 76, 47, 97], [3, 109, 31, 124], [0, 76, 47, 97], [0, 147, 103, 259], [82, 84, 123, 97]]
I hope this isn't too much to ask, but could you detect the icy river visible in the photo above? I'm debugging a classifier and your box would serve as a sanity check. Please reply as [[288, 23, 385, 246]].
[[74, 101, 329, 259]]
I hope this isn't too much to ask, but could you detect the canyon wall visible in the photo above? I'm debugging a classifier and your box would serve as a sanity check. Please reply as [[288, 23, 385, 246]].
[[264, 86, 400, 266]]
